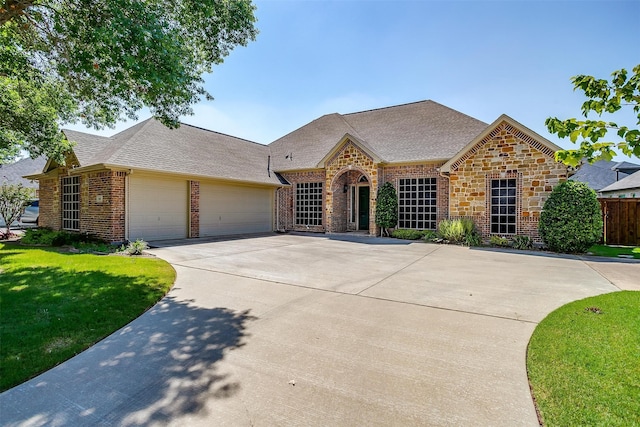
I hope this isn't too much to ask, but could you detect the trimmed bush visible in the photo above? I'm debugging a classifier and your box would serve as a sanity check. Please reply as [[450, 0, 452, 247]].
[[375, 182, 398, 237], [21, 228, 105, 247], [539, 181, 603, 253], [391, 229, 426, 240]]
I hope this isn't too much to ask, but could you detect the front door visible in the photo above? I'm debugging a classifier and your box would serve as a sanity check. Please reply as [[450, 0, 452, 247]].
[[358, 186, 370, 231]]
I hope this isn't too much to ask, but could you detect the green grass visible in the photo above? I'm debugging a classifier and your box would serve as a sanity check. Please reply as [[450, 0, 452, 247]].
[[0, 243, 176, 391], [527, 291, 640, 426], [587, 244, 640, 259]]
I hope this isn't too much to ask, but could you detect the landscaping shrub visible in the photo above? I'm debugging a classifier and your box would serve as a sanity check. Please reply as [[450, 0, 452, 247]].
[[21, 228, 106, 248], [422, 230, 438, 242], [463, 231, 483, 247], [21, 228, 63, 246], [120, 239, 149, 255], [391, 229, 427, 240], [489, 235, 510, 247], [438, 219, 464, 242], [438, 218, 480, 245], [539, 181, 603, 253], [512, 235, 533, 250]]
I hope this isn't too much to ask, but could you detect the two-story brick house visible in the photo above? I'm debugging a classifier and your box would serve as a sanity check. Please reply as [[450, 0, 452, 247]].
[[27, 100, 568, 243]]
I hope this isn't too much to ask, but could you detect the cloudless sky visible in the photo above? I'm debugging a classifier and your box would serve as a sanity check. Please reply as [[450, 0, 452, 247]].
[[69, 0, 640, 161]]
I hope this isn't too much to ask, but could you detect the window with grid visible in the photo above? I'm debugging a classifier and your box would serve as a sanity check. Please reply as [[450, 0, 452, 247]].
[[490, 178, 517, 234], [295, 182, 323, 226], [62, 176, 80, 231], [398, 178, 437, 230]]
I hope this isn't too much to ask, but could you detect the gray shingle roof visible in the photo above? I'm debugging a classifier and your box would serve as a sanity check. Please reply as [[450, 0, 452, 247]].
[[600, 170, 640, 193], [62, 130, 112, 165], [569, 160, 640, 191], [0, 156, 46, 188], [269, 100, 488, 171], [56, 100, 514, 185], [63, 119, 281, 186]]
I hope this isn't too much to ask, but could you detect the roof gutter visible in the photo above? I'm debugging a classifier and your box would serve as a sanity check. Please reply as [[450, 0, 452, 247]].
[[71, 163, 289, 188]]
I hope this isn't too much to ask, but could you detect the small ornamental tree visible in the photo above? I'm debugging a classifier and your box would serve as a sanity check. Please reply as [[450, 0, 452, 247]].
[[0, 183, 32, 239], [539, 181, 603, 253], [375, 182, 398, 237]]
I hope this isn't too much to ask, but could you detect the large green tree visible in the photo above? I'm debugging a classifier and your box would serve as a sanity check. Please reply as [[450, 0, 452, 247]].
[[0, 0, 257, 164], [546, 64, 640, 166]]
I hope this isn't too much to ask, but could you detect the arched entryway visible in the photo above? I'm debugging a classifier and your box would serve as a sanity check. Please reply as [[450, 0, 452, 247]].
[[329, 169, 371, 233]]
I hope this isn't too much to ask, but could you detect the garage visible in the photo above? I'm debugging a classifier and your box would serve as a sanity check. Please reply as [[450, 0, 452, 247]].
[[200, 182, 273, 237], [128, 174, 188, 241]]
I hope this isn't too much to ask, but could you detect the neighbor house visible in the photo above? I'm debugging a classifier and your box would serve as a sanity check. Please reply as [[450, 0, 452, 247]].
[[1, 156, 46, 197], [599, 170, 640, 198], [569, 160, 640, 194], [26, 100, 569, 243]]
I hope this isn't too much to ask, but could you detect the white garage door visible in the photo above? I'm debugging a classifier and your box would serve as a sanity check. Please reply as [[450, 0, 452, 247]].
[[128, 175, 188, 241], [200, 182, 272, 237]]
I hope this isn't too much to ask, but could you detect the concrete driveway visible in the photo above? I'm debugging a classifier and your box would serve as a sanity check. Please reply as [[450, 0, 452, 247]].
[[1, 233, 634, 426]]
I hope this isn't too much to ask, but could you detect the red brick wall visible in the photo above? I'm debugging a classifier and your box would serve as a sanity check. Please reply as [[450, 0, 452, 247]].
[[82, 171, 126, 242], [382, 162, 448, 228], [38, 177, 60, 230], [279, 170, 326, 232]]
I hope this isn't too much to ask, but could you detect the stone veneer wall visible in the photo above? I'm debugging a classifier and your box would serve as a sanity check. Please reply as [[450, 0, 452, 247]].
[[448, 122, 568, 241], [82, 170, 126, 242], [382, 162, 448, 228], [324, 141, 378, 234]]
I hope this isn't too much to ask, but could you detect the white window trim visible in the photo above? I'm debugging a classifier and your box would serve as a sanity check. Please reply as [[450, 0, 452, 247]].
[[62, 176, 80, 231]]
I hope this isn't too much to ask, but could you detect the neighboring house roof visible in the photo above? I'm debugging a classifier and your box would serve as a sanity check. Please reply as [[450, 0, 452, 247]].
[[59, 119, 282, 186], [0, 156, 46, 189], [269, 100, 488, 171], [440, 114, 562, 173], [599, 170, 640, 193], [569, 160, 640, 191]]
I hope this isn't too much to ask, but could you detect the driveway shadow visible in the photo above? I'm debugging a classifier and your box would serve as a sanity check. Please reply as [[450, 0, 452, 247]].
[[0, 296, 256, 426]]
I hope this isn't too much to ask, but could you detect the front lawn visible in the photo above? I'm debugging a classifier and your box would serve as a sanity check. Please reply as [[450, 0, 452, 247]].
[[587, 244, 640, 259], [0, 243, 175, 392], [527, 291, 640, 426]]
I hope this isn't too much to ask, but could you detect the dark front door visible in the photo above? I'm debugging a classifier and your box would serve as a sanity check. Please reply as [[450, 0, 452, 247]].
[[358, 186, 370, 231]]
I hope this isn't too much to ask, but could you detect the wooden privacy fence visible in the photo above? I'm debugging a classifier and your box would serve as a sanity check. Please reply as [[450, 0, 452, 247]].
[[599, 198, 640, 246]]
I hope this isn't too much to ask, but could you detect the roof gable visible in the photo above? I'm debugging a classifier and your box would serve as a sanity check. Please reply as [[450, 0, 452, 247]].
[[441, 114, 562, 173], [316, 133, 383, 168]]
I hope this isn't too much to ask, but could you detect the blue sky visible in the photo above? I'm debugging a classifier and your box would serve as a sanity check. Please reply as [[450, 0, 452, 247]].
[[70, 0, 640, 160]]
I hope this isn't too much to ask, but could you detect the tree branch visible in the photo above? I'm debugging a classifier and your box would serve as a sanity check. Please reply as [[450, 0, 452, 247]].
[[0, 0, 35, 26]]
